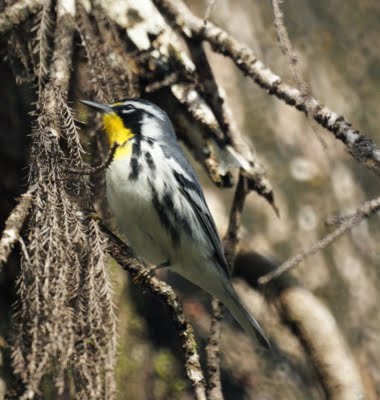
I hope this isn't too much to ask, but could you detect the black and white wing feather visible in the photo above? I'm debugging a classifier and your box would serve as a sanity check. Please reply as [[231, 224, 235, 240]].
[[172, 166, 230, 277]]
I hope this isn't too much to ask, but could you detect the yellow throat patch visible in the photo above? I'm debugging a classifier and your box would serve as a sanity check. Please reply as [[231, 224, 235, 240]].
[[102, 113, 135, 159]]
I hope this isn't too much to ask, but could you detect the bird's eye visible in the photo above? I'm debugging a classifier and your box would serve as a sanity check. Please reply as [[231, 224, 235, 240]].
[[121, 105, 134, 114]]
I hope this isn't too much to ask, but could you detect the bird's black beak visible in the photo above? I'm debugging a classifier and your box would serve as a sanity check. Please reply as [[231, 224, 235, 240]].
[[80, 100, 113, 113]]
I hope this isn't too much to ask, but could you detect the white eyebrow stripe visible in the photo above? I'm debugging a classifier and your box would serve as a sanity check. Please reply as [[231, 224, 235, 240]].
[[123, 101, 166, 121]]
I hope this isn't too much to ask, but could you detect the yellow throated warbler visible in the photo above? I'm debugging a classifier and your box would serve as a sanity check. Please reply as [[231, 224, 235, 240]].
[[81, 98, 269, 349]]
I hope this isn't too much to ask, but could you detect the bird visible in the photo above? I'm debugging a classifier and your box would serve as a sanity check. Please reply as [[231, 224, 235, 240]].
[[81, 98, 270, 349]]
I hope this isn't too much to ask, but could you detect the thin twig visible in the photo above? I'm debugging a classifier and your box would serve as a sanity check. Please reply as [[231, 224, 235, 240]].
[[144, 72, 181, 93], [271, 0, 326, 148], [205, 172, 250, 400], [66, 143, 118, 175], [0, 191, 33, 266], [152, 0, 380, 175], [325, 212, 355, 226], [203, 0, 217, 24], [0, 0, 42, 36], [223, 173, 250, 266], [102, 226, 207, 400], [259, 195, 380, 285], [205, 298, 223, 400], [271, 0, 304, 91]]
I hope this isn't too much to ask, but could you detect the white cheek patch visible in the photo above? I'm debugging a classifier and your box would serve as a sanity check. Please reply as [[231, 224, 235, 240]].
[[141, 115, 163, 139]]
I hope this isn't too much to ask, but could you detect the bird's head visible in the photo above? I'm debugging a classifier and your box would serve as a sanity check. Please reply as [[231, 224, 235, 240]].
[[81, 98, 173, 147]]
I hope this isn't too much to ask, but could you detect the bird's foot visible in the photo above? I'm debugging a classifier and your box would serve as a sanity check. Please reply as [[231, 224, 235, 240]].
[[156, 260, 170, 269], [132, 260, 170, 285], [88, 211, 101, 222], [132, 265, 157, 285]]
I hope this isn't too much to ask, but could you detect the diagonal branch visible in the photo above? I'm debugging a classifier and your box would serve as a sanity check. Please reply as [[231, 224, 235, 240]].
[[152, 0, 380, 176], [0, 190, 33, 266], [186, 39, 276, 211], [259, 195, 380, 285], [0, 0, 42, 36], [103, 227, 207, 400]]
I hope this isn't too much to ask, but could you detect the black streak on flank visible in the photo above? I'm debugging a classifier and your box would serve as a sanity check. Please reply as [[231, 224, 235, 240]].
[[133, 135, 142, 157], [150, 182, 179, 245], [144, 151, 156, 171], [162, 192, 192, 236], [129, 157, 140, 181], [129, 136, 142, 181], [144, 137, 155, 146]]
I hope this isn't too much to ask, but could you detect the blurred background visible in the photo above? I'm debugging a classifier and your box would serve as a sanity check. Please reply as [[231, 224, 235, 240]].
[[1, 0, 380, 398]]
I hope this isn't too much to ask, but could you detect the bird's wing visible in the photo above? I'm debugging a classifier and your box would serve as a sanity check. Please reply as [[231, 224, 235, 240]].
[[173, 170, 230, 277]]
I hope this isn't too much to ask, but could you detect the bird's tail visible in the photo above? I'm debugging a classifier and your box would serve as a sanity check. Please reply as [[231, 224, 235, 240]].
[[220, 281, 270, 349]]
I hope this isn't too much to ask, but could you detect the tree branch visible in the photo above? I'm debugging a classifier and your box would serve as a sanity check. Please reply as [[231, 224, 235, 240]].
[[280, 287, 365, 399], [205, 172, 251, 400], [270, 0, 326, 148], [271, 0, 305, 91], [0, 191, 33, 266], [258, 195, 380, 285], [234, 252, 365, 399], [205, 297, 223, 400], [0, 0, 42, 36], [223, 173, 250, 266], [153, 0, 380, 175], [51, 0, 75, 95], [103, 227, 207, 400], [186, 39, 276, 211]]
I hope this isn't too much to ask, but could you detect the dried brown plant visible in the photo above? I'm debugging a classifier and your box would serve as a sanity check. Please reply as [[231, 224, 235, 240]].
[[12, 85, 117, 398], [1, 0, 380, 399]]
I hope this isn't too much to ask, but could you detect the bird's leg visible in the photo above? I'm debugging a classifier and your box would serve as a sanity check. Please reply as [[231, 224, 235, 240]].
[[132, 265, 156, 285], [87, 211, 101, 222], [156, 260, 171, 269], [132, 260, 170, 285], [65, 143, 119, 175]]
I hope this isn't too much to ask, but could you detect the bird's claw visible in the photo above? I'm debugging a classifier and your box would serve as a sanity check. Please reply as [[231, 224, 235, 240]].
[[132, 265, 156, 285], [88, 212, 101, 222]]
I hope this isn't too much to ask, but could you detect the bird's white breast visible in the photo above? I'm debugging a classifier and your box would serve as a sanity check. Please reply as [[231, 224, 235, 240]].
[[106, 139, 200, 267], [107, 140, 163, 263]]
